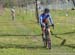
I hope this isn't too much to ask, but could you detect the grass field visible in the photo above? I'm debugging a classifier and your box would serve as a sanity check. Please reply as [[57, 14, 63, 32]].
[[0, 8, 75, 55]]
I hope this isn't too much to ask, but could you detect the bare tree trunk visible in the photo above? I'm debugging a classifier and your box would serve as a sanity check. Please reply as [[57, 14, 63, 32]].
[[35, 0, 39, 23]]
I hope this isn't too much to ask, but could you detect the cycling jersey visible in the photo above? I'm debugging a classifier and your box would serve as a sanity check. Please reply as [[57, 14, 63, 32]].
[[39, 13, 54, 25]]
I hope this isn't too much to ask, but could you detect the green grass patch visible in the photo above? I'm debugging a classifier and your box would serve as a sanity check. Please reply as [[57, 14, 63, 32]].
[[0, 8, 75, 55]]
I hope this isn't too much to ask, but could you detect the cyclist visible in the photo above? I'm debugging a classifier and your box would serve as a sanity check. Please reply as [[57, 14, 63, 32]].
[[39, 8, 54, 47]]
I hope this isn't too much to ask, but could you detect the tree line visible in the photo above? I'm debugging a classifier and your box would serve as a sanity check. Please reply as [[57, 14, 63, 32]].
[[0, 0, 75, 8]]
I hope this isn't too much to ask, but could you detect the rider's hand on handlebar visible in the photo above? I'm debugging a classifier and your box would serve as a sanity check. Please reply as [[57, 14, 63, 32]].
[[52, 24, 54, 29]]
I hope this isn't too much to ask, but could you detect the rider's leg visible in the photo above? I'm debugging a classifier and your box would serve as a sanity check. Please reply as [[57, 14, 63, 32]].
[[42, 27, 45, 38], [47, 28, 51, 49], [48, 28, 50, 34], [42, 27, 46, 47], [41, 24, 47, 47], [41, 23, 46, 40]]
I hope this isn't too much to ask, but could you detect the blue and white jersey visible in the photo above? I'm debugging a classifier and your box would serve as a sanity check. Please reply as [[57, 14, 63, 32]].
[[39, 13, 54, 25]]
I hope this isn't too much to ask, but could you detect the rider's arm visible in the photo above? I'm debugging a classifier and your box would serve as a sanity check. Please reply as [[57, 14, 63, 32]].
[[49, 14, 54, 25], [39, 15, 43, 25], [49, 13, 54, 29]]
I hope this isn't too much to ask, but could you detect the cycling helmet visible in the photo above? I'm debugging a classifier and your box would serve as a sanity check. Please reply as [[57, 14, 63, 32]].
[[44, 8, 50, 13]]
